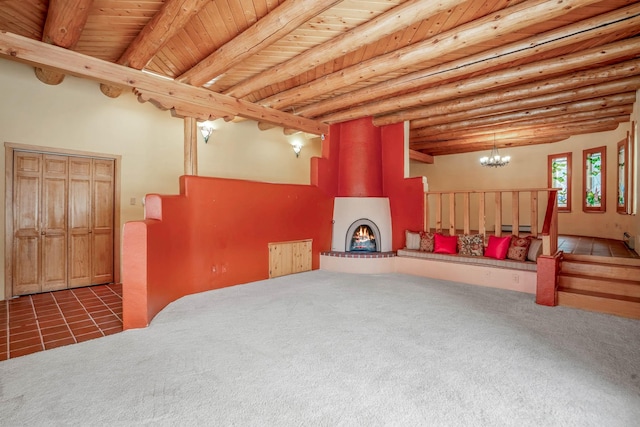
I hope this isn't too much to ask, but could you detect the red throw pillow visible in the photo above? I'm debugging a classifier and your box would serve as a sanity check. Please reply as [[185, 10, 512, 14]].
[[434, 233, 458, 254], [484, 235, 511, 259]]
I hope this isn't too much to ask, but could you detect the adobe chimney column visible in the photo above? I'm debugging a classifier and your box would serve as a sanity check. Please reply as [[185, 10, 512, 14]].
[[337, 117, 383, 197]]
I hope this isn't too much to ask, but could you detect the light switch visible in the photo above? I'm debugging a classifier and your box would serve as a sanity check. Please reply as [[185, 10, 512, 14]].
[[130, 197, 136, 205]]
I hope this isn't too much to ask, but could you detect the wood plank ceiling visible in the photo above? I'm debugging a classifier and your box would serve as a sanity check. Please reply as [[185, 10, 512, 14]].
[[0, 0, 639, 157]]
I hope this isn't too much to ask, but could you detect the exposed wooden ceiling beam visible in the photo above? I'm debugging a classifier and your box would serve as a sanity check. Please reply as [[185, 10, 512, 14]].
[[409, 72, 640, 130], [366, 39, 640, 127], [177, 0, 341, 87], [0, 31, 328, 135], [257, 0, 603, 111], [419, 136, 569, 156], [409, 150, 434, 164], [35, 0, 93, 85], [413, 94, 636, 139], [297, 2, 640, 119], [411, 117, 627, 151], [411, 106, 632, 145], [224, 0, 468, 99], [120, 0, 208, 70], [100, 0, 209, 98]]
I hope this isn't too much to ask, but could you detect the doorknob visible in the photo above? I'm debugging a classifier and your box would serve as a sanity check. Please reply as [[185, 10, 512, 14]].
[[41, 231, 45, 235]]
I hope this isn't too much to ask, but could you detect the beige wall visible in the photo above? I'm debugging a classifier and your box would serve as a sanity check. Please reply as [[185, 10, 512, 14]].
[[0, 59, 317, 300], [411, 115, 638, 241]]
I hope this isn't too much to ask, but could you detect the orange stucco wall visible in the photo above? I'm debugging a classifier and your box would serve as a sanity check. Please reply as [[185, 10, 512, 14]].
[[123, 176, 334, 329], [123, 117, 426, 329]]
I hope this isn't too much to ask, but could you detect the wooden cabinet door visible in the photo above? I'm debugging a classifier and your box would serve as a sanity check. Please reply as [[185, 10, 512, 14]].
[[68, 157, 92, 288], [269, 239, 312, 278], [91, 159, 114, 284], [41, 155, 68, 291], [13, 152, 43, 295]]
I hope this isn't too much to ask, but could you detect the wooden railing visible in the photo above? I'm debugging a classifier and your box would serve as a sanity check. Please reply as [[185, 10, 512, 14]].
[[423, 188, 559, 256]]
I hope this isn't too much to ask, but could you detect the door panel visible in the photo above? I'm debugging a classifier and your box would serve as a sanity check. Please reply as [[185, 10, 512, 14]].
[[92, 159, 114, 284], [13, 152, 42, 295], [68, 157, 92, 288], [14, 237, 41, 295], [41, 155, 68, 291]]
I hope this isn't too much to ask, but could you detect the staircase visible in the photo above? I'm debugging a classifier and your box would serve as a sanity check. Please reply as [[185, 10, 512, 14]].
[[557, 254, 640, 320]]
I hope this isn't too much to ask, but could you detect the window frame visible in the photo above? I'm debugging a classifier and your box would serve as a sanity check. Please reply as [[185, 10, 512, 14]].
[[583, 146, 606, 213], [617, 138, 629, 214], [548, 152, 572, 212]]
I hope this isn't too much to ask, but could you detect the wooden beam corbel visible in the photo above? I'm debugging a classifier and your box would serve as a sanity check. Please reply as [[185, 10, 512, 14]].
[[257, 122, 277, 131], [409, 150, 434, 164]]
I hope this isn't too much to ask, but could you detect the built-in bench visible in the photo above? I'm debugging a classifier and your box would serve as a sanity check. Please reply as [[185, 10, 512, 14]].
[[396, 249, 537, 271], [393, 249, 539, 294]]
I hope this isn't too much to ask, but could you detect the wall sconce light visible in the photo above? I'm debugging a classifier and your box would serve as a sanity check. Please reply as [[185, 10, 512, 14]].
[[292, 142, 302, 157], [197, 122, 214, 143]]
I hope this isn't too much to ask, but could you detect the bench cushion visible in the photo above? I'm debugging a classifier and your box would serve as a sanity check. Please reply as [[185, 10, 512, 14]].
[[397, 249, 537, 272]]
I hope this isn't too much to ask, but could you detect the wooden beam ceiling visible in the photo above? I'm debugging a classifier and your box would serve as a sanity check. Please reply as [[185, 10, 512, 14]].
[[257, 0, 604, 111], [298, 2, 640, 120], [0, 0, 638, 156], [223, 0, 469, 99]]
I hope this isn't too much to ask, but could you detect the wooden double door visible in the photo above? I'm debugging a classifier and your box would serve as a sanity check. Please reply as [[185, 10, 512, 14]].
[[12, 151, 115, 296]]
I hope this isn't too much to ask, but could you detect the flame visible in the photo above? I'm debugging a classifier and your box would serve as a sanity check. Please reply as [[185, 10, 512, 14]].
[[354, 225, 374, 241]]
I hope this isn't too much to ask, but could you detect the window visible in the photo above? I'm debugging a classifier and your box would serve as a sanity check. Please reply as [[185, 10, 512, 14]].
[[617, 139, 628, 214], [548, 153, 571, 212], [583, 146, 606, 213]]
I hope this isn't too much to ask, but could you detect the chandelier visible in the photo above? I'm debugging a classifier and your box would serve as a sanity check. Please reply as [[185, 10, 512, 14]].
[[480, 137, 510, 167]]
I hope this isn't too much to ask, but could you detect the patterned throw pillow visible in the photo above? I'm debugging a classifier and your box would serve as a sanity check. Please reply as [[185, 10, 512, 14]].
[[457, 234, 484, 256], [405, 230, 421, 250], [507, 235, 532, 261], [419, 231, 435, 252]]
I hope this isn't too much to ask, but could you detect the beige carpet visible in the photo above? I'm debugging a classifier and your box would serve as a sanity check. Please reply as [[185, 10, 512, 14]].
[[1, 271, 639, 425]]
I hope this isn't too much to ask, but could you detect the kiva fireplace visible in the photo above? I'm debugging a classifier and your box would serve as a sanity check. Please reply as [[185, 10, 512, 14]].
[[331, 197, 392, 253]]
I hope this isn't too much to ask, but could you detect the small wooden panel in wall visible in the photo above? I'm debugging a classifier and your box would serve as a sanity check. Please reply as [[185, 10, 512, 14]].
[[268, 239, 312, 279]]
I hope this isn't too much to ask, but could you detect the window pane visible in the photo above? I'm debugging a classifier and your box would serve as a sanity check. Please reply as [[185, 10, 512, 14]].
[[548, 152, 572, 212], [551, 157, 568, 208], [583, 146, 606, 213], [586, 152, 602, 207]]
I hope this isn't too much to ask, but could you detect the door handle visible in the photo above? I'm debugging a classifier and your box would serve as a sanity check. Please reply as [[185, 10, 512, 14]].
[[41, 231, 45, 235]]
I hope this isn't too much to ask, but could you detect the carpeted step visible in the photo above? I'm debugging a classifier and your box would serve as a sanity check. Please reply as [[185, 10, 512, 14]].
[[557, 289, 640, 320], [558, 273, 640, 299]]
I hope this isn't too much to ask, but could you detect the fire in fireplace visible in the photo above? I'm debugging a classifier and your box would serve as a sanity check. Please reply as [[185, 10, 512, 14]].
[[346, 219, 381, 252]]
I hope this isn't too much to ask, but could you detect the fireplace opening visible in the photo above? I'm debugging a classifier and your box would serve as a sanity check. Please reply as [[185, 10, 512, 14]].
[[345, 219, 381, 252]]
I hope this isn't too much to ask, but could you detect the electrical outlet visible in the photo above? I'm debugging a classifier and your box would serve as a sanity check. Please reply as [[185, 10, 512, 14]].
[[512, 273, 519, 283], [129, 197, 136, 205]]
